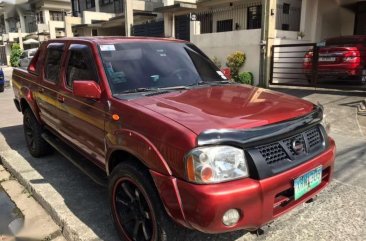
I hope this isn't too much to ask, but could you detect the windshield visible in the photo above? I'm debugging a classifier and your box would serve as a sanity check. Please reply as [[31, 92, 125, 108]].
[[98, 42, 227, 94]]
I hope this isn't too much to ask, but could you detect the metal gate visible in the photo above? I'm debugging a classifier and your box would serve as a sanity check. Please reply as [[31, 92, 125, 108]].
[[133, 20, 164, 37], [0, 46, 7, 66], [270, 43, 366, 90], [175, 15, 190, 41]]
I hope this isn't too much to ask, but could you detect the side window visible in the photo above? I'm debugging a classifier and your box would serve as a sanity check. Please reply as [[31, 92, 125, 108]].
[[66, 44, 99, 88], [44, 44, 64, 83]]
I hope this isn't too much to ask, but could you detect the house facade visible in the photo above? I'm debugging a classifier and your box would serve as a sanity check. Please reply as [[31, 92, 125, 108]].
[[156, 0, 366, 86]]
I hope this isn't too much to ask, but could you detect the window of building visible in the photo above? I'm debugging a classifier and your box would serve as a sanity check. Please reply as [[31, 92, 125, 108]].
[[44, 44, 64, 83], [50, 11, 65, 21], [283, 3, 290, 14], [36, 11, 44, 24], [216, 19, 233, 32], [86, 0, 96, 9], [66, 44, 99, 88], [276, 1, 301, 31], [102, 0, 113, 5], [282, 24, 289, 30], [247, 5, 262, 29]]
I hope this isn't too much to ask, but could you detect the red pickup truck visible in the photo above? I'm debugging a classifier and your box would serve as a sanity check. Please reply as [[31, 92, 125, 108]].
[[304, 35, 366, 84], [12, 37, 335, 241]]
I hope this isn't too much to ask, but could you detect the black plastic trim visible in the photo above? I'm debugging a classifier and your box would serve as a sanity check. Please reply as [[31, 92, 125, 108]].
[[196, 105, 323, 148]]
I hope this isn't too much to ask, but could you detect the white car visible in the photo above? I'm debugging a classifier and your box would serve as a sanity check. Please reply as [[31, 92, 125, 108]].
[[19, 48, 38, 68]]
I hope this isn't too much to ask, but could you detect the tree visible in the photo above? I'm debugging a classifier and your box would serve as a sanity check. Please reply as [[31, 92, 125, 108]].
[[10, 43, 23, 67]]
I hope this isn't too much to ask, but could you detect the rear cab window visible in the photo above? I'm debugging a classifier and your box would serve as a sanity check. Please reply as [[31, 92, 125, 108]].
[[44, 43, 64, 84]]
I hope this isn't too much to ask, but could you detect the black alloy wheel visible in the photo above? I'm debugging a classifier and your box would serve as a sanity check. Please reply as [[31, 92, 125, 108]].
[[113, 177, 156, 241]]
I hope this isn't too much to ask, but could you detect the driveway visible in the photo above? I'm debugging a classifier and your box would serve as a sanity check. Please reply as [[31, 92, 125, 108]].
[[0, 85, 366, 241]]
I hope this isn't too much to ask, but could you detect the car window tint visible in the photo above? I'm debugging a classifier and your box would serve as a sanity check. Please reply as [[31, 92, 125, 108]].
[[66, 44, 99, 88], [44, 44, 64, 83], [99, 42, 223, 94]]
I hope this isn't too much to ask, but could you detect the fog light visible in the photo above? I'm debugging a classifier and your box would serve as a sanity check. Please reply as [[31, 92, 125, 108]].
[[222, 209, 240, 226]]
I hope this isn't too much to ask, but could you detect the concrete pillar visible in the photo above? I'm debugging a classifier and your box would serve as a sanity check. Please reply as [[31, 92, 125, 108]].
[[163, 13, 173, 37], [189, 21, 200, 41], [4, 13, 9, 33], [18, 28, 23, 50], [65, 16, 82, 37], [124, 0, 134, 36], [260, 0, 277, 87], [44, 9, 50, 24], [16, 8, 26, 33], [95, 0, 100, 12]]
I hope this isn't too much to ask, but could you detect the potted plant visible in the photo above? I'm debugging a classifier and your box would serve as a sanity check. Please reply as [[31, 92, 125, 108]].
[[297, 31, 305, 40]]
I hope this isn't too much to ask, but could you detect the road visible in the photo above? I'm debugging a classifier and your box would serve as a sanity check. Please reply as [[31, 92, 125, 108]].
[[0, 84, 365, 241]]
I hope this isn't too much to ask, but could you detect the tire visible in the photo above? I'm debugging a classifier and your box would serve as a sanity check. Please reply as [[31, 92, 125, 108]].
[[0, 84, 4, 92], [23, 108, 51, 157], [109, 162, 190, 241]]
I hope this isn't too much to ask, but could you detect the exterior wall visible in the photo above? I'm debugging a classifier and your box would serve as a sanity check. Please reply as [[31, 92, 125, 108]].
[[191, 29, 262, 85], [65, 16, 82, 37], [49, 21, 65, 39], [83, 11, 115, 24]]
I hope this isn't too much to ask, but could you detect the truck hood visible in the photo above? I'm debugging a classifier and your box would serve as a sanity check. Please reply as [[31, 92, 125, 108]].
[[132, 85, 314, 134]]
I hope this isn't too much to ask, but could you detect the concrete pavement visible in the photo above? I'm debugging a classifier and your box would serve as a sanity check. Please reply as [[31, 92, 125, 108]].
[[0, 84, 366, 241]]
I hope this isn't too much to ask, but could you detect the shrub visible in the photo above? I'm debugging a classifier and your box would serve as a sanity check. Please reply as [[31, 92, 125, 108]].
[[10, 43, 22, 67], [212, 56, 222, 69], [238, 72, 254, 85], [226, 51, 246, 82]]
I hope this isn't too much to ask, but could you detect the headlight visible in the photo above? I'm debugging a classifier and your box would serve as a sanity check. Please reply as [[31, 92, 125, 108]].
[[318, 103, 330, 133], [185, 146, 249, 184]]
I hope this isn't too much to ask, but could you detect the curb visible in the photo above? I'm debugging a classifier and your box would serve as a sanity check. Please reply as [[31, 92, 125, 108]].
[[0, 152, 81, 241]]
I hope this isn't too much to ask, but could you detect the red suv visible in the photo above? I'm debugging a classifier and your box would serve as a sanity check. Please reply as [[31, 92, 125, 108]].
[[304, 35, 366, 84], [12, 37, 335, 241]]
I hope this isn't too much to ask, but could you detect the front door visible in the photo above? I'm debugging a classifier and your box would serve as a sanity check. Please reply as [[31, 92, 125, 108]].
[[58, 43, 107, 166]]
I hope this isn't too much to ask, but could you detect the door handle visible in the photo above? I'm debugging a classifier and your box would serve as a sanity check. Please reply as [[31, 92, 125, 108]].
[[39, 87, 45, 93], [57, 95, 65, 103]]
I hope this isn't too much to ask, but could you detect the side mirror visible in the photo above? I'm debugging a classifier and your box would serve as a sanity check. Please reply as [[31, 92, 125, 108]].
[[73, 80, 101, 100]]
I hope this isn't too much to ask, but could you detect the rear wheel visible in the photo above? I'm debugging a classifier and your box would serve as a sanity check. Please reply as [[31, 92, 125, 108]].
[[23, 108, 51, 157], [0, 84, 4, 92], [109, 162, 189, 241]]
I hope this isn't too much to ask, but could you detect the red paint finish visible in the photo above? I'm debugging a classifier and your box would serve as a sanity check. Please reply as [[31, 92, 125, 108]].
[[167, 139, 335, 233], [73, 81, 102, 99]]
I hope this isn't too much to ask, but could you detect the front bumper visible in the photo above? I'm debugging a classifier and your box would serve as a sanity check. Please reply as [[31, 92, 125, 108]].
[[151, 138, 336, 234]]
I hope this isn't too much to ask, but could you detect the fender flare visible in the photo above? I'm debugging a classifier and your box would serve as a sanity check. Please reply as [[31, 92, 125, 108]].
[[105, 129, 172, 176]]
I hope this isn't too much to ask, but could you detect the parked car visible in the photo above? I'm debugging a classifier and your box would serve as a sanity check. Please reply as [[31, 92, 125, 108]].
[[304, 35, 366, 84], [0, 68, 4, 92], [19, 48, 38, 68], [12, 37, 335, 241]]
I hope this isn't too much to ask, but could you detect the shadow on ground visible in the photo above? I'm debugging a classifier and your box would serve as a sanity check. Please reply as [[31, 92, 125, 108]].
[[0, 125, 246, 241]]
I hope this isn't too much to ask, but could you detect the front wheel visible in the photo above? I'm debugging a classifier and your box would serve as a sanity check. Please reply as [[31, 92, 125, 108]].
[[109, 162, 189, 241]]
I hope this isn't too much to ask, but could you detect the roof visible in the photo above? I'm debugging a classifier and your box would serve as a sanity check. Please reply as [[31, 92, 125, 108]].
[[47, 36, 188, 44]]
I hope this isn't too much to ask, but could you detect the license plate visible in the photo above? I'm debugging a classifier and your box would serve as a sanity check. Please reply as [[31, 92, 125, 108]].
[[294, 166, 322, 200], [319, 57, 336, 62]]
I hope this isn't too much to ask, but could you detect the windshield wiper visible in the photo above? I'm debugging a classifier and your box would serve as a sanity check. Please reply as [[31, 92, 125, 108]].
[[187, 80, 231, 87], [119, 87, 159, 94]]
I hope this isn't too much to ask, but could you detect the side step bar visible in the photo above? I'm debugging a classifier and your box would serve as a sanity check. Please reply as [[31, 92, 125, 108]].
[[41, 133, 108, 187]]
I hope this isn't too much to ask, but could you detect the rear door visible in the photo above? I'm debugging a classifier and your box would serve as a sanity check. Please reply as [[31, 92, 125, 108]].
[[36, 43, 64, 131], [58, 43, 107, 166]]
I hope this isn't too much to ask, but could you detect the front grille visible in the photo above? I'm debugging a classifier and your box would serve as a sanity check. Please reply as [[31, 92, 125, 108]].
[[255, 126, 324, 169], [257, 143, 289, 165]]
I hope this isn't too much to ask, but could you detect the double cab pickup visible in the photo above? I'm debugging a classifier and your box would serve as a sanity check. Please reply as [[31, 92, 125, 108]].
[[12, 37, 336, 241]]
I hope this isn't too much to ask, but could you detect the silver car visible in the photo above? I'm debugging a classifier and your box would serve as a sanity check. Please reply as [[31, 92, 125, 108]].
[[19, 48, 38, 68]]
